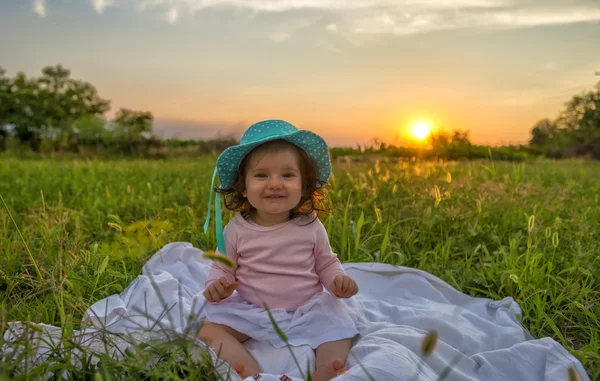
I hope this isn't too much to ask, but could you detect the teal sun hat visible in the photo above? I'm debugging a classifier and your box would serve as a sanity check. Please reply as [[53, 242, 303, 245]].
[[203, 119, 332, 254]]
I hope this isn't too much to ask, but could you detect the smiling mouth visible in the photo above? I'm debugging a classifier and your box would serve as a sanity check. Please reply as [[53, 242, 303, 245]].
[[266, 195, 285, 198]]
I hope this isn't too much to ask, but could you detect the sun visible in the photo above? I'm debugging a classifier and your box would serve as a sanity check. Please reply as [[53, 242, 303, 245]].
[[411, 121, 432, 141]]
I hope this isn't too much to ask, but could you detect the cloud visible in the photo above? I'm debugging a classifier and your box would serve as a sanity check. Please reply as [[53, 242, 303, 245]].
[[93, 0, 115, 14], [166, 7, 178, 23], [33, 0, 46, 17], [485, 8, 600, 28], [48, 0, 600, 36], [493, 62, 600, 107], [122, 0, 509, 13], [347, 3, 600, 36], [541, 62, 559, 71], [263, 17, 320, 42], [317, 40, 341, 52], [269, 31, 290, 42]]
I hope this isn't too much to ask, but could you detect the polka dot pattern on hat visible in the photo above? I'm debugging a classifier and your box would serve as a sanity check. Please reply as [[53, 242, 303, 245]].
[[216, 120, 331, 189]]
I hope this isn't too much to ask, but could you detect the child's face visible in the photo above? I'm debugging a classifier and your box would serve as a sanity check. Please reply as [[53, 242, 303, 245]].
[[243, 145, 303, 224]]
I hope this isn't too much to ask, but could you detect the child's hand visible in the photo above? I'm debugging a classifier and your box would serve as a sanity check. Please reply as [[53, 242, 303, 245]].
[[329, 274, 359, 298], [203, 278, 239, 303]]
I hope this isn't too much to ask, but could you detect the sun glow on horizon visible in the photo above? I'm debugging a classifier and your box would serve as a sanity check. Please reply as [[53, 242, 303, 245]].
[[411, 121, 432, 141]]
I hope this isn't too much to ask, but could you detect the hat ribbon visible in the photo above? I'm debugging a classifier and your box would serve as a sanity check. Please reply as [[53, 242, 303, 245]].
[[203, 166, 226, 254]]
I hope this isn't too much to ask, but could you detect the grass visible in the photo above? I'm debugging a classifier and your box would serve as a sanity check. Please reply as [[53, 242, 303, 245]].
[[0, 156, 598, 379]]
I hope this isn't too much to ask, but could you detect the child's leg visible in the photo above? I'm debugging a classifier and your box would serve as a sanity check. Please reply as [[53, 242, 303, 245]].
[[198, 322, 262, 378], [313, 338, 352, 381]]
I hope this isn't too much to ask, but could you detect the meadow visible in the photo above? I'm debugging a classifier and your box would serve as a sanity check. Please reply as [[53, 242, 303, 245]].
[[0, 156, 598, 379]]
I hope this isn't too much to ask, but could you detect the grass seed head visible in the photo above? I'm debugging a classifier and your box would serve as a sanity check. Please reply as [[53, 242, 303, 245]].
[[421, 330, 439, 357], [202, 251, 237, 269], [567, 367, 580, 381]]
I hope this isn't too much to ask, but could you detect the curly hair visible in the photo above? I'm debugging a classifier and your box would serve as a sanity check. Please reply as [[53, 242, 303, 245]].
[[215, 139, 328, 221]]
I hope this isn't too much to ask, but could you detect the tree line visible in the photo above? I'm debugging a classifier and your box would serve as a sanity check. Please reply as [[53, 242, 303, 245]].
[[529, 81, 600, 159], [0, 65, 154, 154], [1, 65, 599, 159]]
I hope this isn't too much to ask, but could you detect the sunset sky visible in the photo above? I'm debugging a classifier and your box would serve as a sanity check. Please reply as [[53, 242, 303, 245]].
[[1, 0, 600, 146]]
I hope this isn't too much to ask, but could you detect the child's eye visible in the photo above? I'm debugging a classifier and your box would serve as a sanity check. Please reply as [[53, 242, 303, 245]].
[[283, 173, 296, 178], [254, 173, 267, 178]]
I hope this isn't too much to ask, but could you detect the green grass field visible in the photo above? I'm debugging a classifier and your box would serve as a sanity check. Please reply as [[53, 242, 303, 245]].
[[1, 156, 598, 379]]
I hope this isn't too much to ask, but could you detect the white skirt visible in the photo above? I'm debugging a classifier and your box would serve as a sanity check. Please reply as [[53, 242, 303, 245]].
[[202, 291, 358, 349]]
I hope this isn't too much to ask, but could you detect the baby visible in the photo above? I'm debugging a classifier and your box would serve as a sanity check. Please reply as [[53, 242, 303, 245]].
[[201, 120, 358, 381]]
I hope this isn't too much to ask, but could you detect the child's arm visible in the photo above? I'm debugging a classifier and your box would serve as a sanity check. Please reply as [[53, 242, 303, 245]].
[[313, 219, 347, 290]]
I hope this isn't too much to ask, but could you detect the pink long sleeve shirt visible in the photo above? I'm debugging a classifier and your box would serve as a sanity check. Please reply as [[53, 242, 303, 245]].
[[205, 213, 346, 311]]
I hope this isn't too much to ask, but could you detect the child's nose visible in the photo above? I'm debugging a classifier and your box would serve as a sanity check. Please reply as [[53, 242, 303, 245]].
[[268, 177, 283, 189]]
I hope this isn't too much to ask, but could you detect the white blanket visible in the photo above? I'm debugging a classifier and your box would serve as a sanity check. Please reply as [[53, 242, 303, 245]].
[[3, 242, 590, 381]]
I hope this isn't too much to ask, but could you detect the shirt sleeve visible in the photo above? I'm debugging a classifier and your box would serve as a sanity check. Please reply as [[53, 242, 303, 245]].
[[205, 222, 238, 287], [313, 219, 346, 290]]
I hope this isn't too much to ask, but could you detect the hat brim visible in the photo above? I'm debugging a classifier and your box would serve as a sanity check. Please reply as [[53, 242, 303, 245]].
[[216, 130, 331, 189]]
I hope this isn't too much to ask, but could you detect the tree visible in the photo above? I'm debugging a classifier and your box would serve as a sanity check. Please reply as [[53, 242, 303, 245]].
[[429, 130, 451, 150], [451, 130, 471, 146], [113, 108, 153, 138], [557, 82, 600, 158], [429, 129, 471, 150], [111, 108, 154, 152], [72, 115, 110, 148], [7, 72, 47, 149], [528, 81, 600, 159], [1, 65, 111, 150], [529, 119, 556, 147], [428, 129, 474, 159], [0, 67, 9, 149], [528, 118, 570, 158], [37, 65, 110, 149]]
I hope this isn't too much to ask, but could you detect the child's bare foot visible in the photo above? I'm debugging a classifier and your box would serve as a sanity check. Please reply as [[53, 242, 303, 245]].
[[312, 359, 345, 381], [233, 362, 254, 379]]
